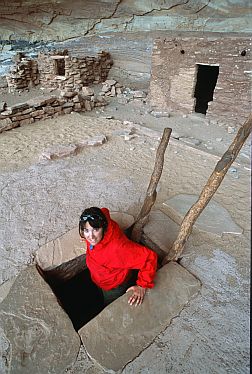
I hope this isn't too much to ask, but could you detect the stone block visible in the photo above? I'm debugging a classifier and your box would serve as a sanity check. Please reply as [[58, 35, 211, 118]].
[[63, 108, 72, 114], [11, 113, 32, 121], [81, 86, 94, 96], [103, 79, 116, 86], [31, 109, 44, 117], [0, 118, 15, 133], [36, 227, 84, 269], [0, 108, 13, 116], [79, 262, 201, 372], [143, 210, 180, 254], [84, 100, 92, 111], [77, 135, 107, 148], [19, 118, 35, 126], [27, 95, 57, 107], [40, 144, 78, 160], [0, 266, 80, 373]]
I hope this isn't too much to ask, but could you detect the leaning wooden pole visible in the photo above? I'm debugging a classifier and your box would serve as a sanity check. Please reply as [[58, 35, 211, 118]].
[[130, 127, 172, 242], [163, 114, 252, 264]]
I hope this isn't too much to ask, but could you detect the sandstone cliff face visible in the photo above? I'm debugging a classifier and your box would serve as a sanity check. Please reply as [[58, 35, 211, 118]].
[[0, 0, 251, 42]]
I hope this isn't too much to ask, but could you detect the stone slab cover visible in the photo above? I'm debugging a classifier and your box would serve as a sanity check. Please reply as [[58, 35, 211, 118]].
[[0, 266, 80, 374], [79, 262, 201, 372]]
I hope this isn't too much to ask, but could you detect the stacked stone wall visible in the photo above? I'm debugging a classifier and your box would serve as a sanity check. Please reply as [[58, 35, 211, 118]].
[[5, 50, 113, 92], [6, 58, 39, 92], [0, 92, 107, 133], [37, 50, 112, 90], [150, 36, 251, 126]]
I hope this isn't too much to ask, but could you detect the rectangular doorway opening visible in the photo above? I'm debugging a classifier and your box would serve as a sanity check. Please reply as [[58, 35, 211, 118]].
[[194, 64, 219, 115], [54, 58, 65, 76]]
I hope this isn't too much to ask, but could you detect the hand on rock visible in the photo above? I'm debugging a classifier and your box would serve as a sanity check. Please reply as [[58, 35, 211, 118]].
[[126, 285, 146, 306]]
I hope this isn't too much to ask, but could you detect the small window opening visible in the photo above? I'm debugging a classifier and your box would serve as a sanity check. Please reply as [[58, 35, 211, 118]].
[[241, 50, 246, 56], [194, 64, 219, 115], [55, 58, 65, 76]]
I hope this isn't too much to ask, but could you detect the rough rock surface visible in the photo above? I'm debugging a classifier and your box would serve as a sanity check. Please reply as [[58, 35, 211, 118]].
[[0, 266, 80, 374], [0, 1, 250, 42]]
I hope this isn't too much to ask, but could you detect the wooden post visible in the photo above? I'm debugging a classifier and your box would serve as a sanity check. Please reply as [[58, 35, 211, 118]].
[[162, 114, 252, 264], [128, 127, 172, 242]]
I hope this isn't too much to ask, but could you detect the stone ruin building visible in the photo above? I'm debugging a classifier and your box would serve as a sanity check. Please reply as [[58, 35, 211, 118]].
[[0, 49, 113, 133], [149, 34, 251, 127], [1, 33, 251, 135], [5, 49, 112, 92]]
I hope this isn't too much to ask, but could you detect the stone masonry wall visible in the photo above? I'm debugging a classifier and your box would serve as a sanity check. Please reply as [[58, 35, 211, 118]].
[[0, 91, 107, 133], [5, 50, 113, 92], [6, 57, 39, 92], [149, 35, 251, 126], [37, 50, 112, 90]]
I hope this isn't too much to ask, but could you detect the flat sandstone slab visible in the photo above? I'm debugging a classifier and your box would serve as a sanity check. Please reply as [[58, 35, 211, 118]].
[[163, 194, 243, 236], [79, 262, 201, 372], [143, 210, 180, 254], [0, 266, 80, 374]]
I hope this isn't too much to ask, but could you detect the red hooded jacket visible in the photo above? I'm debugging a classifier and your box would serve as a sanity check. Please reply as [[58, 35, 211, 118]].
[[85, 208, 158, 291]]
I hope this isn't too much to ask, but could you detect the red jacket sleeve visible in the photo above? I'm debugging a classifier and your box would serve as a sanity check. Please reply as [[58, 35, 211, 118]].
[[110, 238, 158, 289]]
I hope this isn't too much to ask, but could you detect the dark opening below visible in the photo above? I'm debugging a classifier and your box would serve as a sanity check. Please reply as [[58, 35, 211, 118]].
[[37, 256, 104, 331], [37, 241, 162, 331], [194, 64, 219, 115]]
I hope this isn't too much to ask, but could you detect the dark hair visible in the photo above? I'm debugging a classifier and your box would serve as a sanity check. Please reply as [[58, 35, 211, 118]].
[[79, 207, 108, 237]]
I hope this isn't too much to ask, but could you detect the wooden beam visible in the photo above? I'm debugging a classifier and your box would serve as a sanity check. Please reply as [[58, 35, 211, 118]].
[[163, 114, 252, 264], [128, 127, 172, 242]]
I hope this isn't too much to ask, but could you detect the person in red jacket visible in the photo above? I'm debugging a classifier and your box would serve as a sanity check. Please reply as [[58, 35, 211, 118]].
[[79, 206, 158, 307]]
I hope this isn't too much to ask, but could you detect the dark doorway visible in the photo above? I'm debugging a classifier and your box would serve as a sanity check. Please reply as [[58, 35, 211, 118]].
[[55, 58, 65, 76], [194, 64, 219, 115]]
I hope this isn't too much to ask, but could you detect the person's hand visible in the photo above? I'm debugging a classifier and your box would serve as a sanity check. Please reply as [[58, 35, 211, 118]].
[[126, 285, 146, 306]]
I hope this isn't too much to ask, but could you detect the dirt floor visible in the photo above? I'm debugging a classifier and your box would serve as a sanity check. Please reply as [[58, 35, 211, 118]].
[[0, 84, 250, 171], [0, 84, 250, 373]]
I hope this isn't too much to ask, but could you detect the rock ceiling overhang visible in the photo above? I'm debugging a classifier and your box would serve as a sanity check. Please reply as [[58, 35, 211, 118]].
[[0, 0, 251, 42]]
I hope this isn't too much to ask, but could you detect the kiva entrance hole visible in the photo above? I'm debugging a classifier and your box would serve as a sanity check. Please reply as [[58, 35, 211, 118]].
[[37, 248, 163, 331], [36, 255, 104, 331]]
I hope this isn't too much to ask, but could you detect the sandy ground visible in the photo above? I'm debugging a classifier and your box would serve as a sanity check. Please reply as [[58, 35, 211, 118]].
[[0, 89, 251, 373]]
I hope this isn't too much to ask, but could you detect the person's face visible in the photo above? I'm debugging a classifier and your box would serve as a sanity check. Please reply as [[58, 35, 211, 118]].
[[82, 221, 103, 246]]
